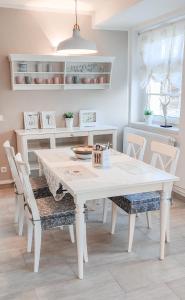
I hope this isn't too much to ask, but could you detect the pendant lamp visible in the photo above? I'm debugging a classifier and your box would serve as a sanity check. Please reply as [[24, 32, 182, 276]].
[[57, 0, 97, 55]]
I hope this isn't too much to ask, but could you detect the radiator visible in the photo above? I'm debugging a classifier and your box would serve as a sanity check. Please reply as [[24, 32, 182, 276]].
[[123, 126, 176, 164]]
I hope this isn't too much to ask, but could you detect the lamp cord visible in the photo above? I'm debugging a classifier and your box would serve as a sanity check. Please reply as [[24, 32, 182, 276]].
[[75, 0, 78, 26], [74, 0, 80, 30]]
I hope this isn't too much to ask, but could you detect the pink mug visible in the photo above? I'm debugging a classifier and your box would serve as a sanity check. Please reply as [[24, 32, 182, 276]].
[[35, 78, 43, 84], [66, 76, 73, 84], [15, 76, 25, 84], [54, 76, 60, 84], [98, 76, 104, 84], [83, 78, 90, 84]]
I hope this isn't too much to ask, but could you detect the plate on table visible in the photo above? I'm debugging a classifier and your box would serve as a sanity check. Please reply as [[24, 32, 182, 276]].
[[72, 145, 93, 160]]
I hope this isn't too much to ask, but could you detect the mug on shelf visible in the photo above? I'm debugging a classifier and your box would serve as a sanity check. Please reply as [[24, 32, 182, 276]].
[[25, 76, 32, 84], [98, 76, 105, 84], [15, 76, 25, 84], [35, 78, 43, 84], [53, 76, 60, 84], [45, 78, 53, 84], [60, 76, 64, 84], [66, 76, 73, 84], [82, 77, 90, 84]]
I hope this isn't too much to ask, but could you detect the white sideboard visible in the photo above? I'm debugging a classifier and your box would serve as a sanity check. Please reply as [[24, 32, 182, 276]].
[[15, 126, 117, 175], [9, 54, 114, 90]]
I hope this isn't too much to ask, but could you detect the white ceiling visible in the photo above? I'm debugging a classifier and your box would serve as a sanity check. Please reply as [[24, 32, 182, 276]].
[[95, 0, 185, 30], [0, 0, 102, 14], [0, 0, 184, 29]]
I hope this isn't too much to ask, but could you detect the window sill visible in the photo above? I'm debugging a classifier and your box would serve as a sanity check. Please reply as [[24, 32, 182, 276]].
[[129, 122, 179, 136]]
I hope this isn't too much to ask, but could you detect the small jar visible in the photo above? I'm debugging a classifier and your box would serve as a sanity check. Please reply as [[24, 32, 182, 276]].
[[18, 63, 27, 72], [47, 63, 52, 72], [35, 62, 42, 72]]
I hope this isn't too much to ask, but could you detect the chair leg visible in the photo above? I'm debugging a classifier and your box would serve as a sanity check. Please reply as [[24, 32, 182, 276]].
[[146, 211, 152, 229], [14, 194, 19, 223], [18, 195, 24, 236], [165, 202, 170, 243], [83, 222, 88, 263], [128, 214, 136, 253], [27, 219, 33, 253], [103, 198, 109, 223], [69, 225, 75, 243], [111, 202, 118, 234], [34, 222, 42, 273]]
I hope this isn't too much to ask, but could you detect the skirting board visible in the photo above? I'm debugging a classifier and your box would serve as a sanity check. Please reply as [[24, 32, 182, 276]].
[[173, 185, 185, 198], [0, 179, 14, 185]]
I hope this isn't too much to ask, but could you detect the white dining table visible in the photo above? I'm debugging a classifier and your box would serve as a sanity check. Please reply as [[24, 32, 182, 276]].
[[35, 147, 179, 279]]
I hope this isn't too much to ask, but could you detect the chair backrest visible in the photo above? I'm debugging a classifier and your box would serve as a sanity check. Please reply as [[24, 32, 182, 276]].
[[15, 153, 40, 221], [126, 133, 147, 161], [3, 140, 23, 194], [150, 141, 180, 175]]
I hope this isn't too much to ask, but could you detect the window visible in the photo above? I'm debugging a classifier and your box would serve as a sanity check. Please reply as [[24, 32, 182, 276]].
[[139, 21, 185, 123], [147, 79, 181, 119]]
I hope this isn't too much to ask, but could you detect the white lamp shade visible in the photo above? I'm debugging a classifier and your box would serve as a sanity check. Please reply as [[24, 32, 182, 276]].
[[57, 29, 97, 55]]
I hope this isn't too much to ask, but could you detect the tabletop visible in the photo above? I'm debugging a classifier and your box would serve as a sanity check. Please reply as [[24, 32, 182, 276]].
[[35, 148, 178, 201]]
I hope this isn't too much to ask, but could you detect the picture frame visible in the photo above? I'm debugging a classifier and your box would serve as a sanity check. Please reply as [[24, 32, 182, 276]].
[[23, 112, 39, 130], [40, 111, 56, 129], [79, 110, 97, 127]]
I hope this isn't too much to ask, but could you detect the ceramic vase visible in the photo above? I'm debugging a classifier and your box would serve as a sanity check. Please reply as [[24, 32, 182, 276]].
[[144, 115, 153, 125], [65, 118, 73, 129]]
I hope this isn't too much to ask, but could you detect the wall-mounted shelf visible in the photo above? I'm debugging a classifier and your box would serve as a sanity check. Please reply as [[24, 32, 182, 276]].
[[9, 54, 114, 90]]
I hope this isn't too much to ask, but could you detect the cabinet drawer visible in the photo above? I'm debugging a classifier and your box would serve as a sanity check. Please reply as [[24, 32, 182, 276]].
[[55, 132, 88, 138]]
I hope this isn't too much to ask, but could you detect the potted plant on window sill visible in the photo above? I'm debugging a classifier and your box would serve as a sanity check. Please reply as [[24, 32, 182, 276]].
[[144, 109, 153, 125], [64, 112, 74, 129]]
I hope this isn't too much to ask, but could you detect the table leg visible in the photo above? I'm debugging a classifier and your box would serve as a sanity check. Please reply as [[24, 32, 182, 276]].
[[75, 201, 85, 279], [160, 185, 170, 260]]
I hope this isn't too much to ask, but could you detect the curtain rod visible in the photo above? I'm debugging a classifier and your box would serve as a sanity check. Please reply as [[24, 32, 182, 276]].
[[138, 15, 185, 35]]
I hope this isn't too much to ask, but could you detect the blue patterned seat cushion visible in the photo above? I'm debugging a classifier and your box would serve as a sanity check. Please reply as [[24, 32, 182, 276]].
[[110, 192, 160, 214], [30, 175, 66, 200], [30, 176, 48, 190], [35, 193, 88, 230]]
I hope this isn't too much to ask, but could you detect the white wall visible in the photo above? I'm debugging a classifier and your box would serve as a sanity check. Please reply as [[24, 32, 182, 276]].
[[0, 8, 128, 182], [175, 48, 185, 196]]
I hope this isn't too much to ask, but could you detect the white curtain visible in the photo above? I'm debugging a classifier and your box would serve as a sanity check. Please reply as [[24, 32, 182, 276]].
[[139, 21, 185, 89]]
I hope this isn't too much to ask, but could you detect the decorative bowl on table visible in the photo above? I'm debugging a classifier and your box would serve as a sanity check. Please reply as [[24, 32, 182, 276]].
[[72, 145, 93, 160]]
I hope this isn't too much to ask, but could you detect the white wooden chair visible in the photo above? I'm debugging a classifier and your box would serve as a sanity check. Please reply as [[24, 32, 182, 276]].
[[110, 141, 180, 252], [102, 133, 147, 223], [15, 153, 88, 272], [3, 141, 67, 236], [3, 141, 25, 235]]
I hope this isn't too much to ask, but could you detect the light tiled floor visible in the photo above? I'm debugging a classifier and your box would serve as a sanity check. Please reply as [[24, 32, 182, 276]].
[[0, 188, 185, 299]]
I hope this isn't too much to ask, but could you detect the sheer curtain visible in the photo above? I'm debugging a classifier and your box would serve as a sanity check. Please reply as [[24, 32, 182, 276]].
[[139, 21, 185, 90]]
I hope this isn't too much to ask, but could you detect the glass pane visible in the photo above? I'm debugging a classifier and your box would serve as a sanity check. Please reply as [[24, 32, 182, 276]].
[[147, 79, 181, 118], [148, 94, 180, 117], [149, 95, 161, 115]]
